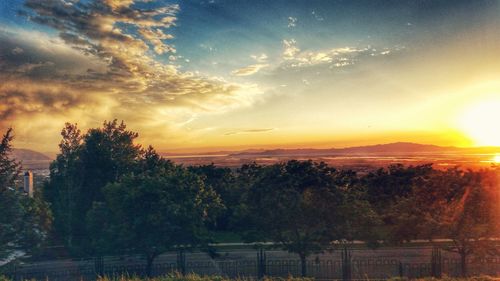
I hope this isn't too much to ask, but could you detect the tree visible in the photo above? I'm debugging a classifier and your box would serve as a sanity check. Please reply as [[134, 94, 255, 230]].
[[45, 120, 143, 255], [87, 165, 223, 276], [244, 160, 374, 276], [389, 167, 500, 276], [0, 128, 20, 189], [362, 164, 434, 212], [435, 169, 499, 277], [188, 164, 237, 231], [43, 123, 83, 250], [0, 128, 52, 259]]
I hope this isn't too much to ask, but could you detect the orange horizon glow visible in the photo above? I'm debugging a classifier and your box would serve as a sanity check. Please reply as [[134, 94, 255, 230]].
[[458, 97, 500, 147], [494, 155, 500, 164]]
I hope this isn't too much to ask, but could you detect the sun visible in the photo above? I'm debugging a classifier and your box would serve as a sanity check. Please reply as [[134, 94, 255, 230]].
[[459, 99, 500, 146], [494, 154, 500, 163]]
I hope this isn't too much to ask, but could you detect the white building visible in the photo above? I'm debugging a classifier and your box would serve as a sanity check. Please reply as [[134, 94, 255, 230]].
[[23, 171, 34, 198]]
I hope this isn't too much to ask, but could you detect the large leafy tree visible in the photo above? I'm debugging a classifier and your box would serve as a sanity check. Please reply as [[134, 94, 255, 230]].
[[362, 164, 434, 211], [0, 128, 52, 260], [389, 167, 500, 276], [45, 120, 143, 254], [44, 123, 83, 250], [88, 164, 223, 276], [188, 164, 238, 231], [244, 160, 377, 276]]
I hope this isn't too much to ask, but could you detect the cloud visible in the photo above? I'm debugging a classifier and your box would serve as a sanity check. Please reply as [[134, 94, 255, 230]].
[[0, 80, 102, 120], [251, 53, 268, 63], [279, 43, 403, 69], [262, 40, 405, 90], [283, 39, 300, 60], [0, 0, 263, 151], [11, 47, 24, 55], [232, 64, 269, 76], [137, 27, 175, 54], [224, 128, 274, 136], [311, 11, 324, 21], [287, 17, 297, 28]]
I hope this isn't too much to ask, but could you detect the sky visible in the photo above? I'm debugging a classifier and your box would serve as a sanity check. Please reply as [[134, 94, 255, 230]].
[[1, 0, 500, 153]]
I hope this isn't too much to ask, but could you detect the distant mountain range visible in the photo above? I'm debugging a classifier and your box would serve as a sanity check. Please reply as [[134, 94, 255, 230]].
[[228, 142, 500, 157], [10, 148, 52, 161], [160, 142, 500, 158], [9, 142, 500, 163], [8, 149, 52, 171]]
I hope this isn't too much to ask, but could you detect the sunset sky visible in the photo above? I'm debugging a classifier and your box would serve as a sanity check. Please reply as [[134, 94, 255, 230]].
[[1, 0, 500, 153]]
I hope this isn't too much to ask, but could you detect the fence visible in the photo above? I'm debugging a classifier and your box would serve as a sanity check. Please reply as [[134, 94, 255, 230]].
[[3, 248, 500, 281]]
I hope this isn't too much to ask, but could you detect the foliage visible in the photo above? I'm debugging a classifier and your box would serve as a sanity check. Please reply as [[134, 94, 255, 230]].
[[188, 164, 237, 231], [0, 128, 20, 189], [361, 164, 434, 214], [0, 128, 52, 259], [44, 120, 143, 255], [243, 160, 379, 276], [387, 167, 500, 276], [87, 162, 224, 276]]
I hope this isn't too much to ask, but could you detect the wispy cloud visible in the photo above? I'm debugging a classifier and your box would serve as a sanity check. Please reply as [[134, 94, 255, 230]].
[[283, 39, 300, 60], [232, 64, 269, 76], [311, 11, 324, 21], [280, 41, 403, 69], [224, 128, 274, 136], [287, 17, 297, 28], [251, 53, 268, 63]]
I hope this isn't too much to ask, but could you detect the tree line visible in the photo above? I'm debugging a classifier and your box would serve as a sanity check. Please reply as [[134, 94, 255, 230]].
[[1, 121, 499, 277]]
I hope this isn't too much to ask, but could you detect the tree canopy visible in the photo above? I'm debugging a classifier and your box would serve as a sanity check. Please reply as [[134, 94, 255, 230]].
[[243, 160, 380, 276], [0, 128, 52, 260]]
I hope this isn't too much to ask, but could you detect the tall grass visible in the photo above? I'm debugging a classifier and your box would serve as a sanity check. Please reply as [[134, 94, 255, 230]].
[[0, 274, 497, 281], [387, 277, 497, 281], [96, 273, 314, 281]]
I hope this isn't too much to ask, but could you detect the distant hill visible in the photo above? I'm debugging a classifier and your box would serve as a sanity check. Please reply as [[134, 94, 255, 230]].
[[10, 148, 52, 161], [8, 149, 52, 171], [228, 142, 491, 157]]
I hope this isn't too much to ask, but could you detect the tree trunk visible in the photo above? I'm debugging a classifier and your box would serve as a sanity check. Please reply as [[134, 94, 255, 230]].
[[460, 251, 467, 277], [145, 254, 156, 278], [299, 253, 307, 277]]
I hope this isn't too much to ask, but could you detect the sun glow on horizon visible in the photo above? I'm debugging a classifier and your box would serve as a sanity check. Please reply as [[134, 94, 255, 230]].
[[494, 154, 500, 164], [459, 98, 500, 147]]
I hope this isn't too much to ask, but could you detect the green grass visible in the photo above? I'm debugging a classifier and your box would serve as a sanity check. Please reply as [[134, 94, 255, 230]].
[[212, 232, 244, 244]]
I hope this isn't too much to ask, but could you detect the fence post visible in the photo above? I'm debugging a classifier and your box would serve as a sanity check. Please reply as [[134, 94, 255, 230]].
[[94, 255, 104, 277], [431, 247, 442, 278], [177, 249, 186, 275], [257, 248, 267, 279], [398, 261, 404, 278], [341, 247, 352, 281], [13, 263, 18, 281]]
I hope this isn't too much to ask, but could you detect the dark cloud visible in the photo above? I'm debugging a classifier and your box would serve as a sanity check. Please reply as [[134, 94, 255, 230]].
[[0, 1, 260, 151], [15, 0, 253, 111], [0, 81, 92, 120]]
